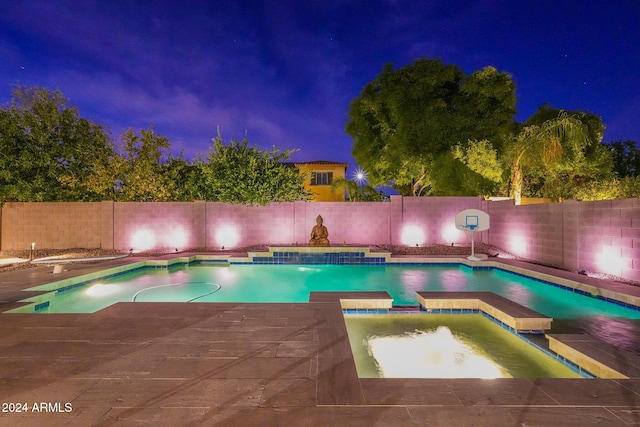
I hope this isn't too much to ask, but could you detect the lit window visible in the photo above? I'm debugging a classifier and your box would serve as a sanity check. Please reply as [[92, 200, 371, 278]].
[[311, 171, 333, 186]]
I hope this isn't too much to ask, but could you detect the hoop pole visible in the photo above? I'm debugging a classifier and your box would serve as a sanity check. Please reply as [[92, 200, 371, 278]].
[[470, 230, 475, 258]]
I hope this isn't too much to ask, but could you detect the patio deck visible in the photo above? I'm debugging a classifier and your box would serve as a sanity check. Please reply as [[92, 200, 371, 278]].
[[0, 255, 639, 426]]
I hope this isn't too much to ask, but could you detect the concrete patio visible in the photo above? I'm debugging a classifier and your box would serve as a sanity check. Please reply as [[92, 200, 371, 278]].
[[1, 256, 639, 426]]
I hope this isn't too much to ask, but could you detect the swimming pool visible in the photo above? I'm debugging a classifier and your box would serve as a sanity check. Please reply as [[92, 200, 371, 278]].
[[9, 263, 640, 320]]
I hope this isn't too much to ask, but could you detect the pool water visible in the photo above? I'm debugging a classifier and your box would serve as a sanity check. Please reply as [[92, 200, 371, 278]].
[[11, 264, 640, 320], [344, 314, 583, 378]]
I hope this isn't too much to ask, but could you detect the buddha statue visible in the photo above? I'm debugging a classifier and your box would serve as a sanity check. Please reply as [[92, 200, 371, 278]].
[[309, 215, 330, 246]]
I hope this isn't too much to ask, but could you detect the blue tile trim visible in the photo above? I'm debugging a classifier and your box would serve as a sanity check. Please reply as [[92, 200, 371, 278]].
[[34, 301, 50, 312], [518, 334, 596, 378], [55, 282, 88, 293], [420, 307, 481, 315], [342, 308, 392, 315], [242, 251, 387, 265]]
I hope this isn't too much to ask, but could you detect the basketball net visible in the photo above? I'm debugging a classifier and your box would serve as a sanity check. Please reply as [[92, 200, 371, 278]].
[[463, 227, 474, 243]]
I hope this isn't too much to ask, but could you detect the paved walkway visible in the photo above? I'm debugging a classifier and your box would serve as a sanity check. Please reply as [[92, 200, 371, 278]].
[[0, 256, 639, 426], [0, 256, 28, 266]]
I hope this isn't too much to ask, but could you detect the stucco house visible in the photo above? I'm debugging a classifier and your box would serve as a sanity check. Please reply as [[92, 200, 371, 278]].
[[289, 160, 349, 202]]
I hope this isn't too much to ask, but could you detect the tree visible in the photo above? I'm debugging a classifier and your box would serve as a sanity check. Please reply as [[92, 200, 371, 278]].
[[503, 107, 613, 203], [346, 59, 516, 195], [572, 176, 640, 200], [330, 177, 386, 201], [505, 113, 591, 205], [570, 139, 640, 201], [450, 139, 505, 196], [163, 154, 203, 201], [0, 86, 114, 202], [110, 127, 173, 201], [197, 131, 310, 204], [606, 140, 640, 178]]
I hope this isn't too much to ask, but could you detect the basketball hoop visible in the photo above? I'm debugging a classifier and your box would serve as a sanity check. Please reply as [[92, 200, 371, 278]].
[[454, 209, 490, 261]]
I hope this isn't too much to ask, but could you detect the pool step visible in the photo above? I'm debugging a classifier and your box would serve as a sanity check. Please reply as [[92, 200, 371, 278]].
[[416, 291, 553, 334], [547, 334, 640, 379]]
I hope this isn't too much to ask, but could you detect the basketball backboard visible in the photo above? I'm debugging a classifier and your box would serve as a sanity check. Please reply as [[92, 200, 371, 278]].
[[454, 209, 489, 232], [454, 209, 490, 261]]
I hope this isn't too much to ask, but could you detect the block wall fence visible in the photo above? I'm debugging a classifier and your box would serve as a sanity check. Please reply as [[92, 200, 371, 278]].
[[1, 197, 639, 281]]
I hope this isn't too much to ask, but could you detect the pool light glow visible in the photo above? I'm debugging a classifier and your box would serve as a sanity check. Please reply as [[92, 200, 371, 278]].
[[85, 284, 120, 297], [596, 246, 623, 276], [508, 234, 528, 257], [216, 225, 240, 248], [130, 229, 157, 252], [166, 227, 189, 249], [367, 326, 508, 379], [401, 225, 425, 246], [441, 224, 462, 244]]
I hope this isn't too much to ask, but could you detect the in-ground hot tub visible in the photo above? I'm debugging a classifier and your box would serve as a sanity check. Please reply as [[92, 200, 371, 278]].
[[344, 313, 584, 379]]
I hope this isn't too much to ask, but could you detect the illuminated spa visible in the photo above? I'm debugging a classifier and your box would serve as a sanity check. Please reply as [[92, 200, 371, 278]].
[[344, 314, 582, 379]]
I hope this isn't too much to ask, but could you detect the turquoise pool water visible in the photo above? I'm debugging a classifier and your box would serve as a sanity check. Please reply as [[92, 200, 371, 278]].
[[12, 264, 640, 319]]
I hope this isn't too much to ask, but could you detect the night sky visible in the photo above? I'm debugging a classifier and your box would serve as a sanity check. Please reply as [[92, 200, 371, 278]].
[[2, 1, 639, 174]]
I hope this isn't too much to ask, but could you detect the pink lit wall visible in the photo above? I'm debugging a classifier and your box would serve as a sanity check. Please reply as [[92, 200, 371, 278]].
[[207, 202, 296, 248], [485, 198, 640, 282], [113, 202, 205, 251], [576, 199, 640, 282], [396, 196, 485, 246], [486, 200, 566, 268], [295, 200, 392, 246], [2, 197, 639, 282]]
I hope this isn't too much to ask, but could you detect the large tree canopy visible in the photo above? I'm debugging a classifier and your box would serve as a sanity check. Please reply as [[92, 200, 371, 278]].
[[0, 86, 113, 202], [346, 58, 516, 195]]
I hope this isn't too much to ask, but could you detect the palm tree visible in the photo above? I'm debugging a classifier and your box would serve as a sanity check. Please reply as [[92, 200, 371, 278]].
[[331, 177, 359, 201], [331, 177, 382, 201], [506, 112, 589, 205]]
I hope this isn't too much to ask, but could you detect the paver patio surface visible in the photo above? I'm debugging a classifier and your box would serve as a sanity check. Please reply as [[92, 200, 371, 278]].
[[0, 256, 639, 426]]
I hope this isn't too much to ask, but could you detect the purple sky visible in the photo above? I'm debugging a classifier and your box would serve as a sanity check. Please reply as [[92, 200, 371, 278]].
[[2, 1, 639, 174]]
